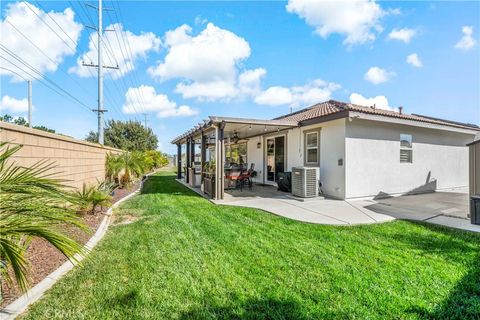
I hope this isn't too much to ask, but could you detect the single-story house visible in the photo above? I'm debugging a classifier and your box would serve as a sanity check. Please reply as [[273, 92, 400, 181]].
[[171, 100, 479, 200]]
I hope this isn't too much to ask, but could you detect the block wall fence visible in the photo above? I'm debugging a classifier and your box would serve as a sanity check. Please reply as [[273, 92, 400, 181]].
[[1, 122, 122, 189]]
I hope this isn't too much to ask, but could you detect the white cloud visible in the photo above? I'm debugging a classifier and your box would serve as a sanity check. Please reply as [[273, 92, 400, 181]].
[[149, 23, 259, 101], [286, 0, 384, 46], [254, 87, 293, 106], [388, 28, 416, 43], [0, 95, 30, 113], [238, 68, 267, 97], [455, 26, 477, 51], [175, 81, 238, 101], [406, 53, 423, 67], [364, 66, 395, 84], [255, 79, 341, 107], [0, 2, 83, 82], [71, 23, 160, 79], [349, 93, 394, 111], [122, 85, 198, 118], [194, 15, 208, 26]]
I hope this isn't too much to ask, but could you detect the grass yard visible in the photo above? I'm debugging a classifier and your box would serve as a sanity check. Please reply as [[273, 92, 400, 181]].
[[22, 171, 480, 319]]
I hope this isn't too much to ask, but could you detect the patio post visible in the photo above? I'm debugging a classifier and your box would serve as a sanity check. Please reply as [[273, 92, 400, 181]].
[[190, 138, 195, 165], [215, 122, 225, 200], [176, 143, 182, 179], [186, 138, 190, 183], [201, 131, 206, 183]]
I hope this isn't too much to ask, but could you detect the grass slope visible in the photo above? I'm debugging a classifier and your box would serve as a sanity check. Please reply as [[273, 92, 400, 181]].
[[22, 171, 480, 319]]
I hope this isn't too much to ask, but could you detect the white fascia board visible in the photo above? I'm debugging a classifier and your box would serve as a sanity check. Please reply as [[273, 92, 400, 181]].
[[349, 112, 479, 135]]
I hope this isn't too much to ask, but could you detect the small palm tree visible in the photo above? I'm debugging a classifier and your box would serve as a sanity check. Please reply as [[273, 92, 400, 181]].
[[105, 152, 120, 183], [70, 183, 112, 215], [106, 152, 147, 188], [0, 142, 85, 296]]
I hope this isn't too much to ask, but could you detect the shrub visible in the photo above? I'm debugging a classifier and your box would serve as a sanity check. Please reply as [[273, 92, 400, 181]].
[[70, 183, 112, 215], [0, 142, 84, 294], [105, 152, 148, 188]]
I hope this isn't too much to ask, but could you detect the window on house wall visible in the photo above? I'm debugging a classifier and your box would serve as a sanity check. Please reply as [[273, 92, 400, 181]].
[[400, 134, 413, 163], [304, 131, 319, 165], [225, 142, 247, 165]]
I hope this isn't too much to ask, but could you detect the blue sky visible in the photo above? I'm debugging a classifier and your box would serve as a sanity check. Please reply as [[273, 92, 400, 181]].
[[1, 0, 479, 153]]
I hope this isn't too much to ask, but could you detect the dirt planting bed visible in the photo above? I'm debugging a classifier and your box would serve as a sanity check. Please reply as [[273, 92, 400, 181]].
[[1, 181, 141, 307]]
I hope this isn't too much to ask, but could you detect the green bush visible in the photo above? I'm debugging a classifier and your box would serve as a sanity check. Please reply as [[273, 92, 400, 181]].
[[105, 150, 168, 188], [70, 183, 112, 215], [0, 142, 84, 294]]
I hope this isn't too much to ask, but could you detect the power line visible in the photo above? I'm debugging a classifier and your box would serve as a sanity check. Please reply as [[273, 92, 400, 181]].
[[0, 66, 33, 126], [13, 5, 98, 104], [100, 30, 144, 115], [0, 45, 92, 112], [3, 18, 98, 112], [112, 1, 149, 104], [109, 1, 149, 114], [72, 0, 136, 121], [82, 0, 118, 144], [1, 55, 94, 116], [67, 0, 125, 115], [99, 12, 144, 116]]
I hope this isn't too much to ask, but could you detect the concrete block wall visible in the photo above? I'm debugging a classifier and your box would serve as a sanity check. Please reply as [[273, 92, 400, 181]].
[[1, 122, 122, 190]]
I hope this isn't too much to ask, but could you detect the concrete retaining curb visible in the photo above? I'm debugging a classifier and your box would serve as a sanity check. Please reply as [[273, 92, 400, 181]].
[[0, 176, 150, 320]]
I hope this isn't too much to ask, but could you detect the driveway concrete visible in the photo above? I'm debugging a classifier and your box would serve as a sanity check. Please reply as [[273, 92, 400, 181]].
[[352, 191, 480, 232]]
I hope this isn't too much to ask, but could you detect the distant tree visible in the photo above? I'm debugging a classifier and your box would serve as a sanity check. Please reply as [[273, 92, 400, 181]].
[[85, 131, 98, 143], [0, 114, 55, 133], [85, 120, 158, 152], [32, 125, 55, 133], [0, 114, 13, 122], [13, 117, 28, 126]]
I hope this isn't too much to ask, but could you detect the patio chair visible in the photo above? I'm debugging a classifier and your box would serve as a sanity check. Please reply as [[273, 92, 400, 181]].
[[238, 164, 255, 191], [225, 169, 242, 189]]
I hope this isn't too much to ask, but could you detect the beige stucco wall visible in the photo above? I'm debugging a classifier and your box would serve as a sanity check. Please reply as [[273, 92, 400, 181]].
[[1, 122, 122, 190]]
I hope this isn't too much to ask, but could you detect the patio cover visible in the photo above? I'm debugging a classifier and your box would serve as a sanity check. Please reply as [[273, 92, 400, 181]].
[[171, 116, 298, 200]]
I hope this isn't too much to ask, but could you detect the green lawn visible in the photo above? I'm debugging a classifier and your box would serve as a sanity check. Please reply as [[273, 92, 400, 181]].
[[22, 171, 480, 319]]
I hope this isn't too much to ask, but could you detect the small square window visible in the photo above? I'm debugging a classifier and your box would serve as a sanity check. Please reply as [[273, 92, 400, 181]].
[[306, 132, 318, 148], [307, 149, 318, 163], [400, 134, 412, 148], [400, 149, 412, 163], [400, 134, 413, 163], [304, 131, 319, 165]]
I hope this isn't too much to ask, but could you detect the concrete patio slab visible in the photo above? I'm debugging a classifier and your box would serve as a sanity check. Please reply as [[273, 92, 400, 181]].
[[357, 191, 479, 233], [177, 180, 477, 232], [425, 215, 480, 232], [215, 189, 395, 226]]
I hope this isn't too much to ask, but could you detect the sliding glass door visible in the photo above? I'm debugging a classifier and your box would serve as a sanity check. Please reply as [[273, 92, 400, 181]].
[[266, 136, 285, 182]]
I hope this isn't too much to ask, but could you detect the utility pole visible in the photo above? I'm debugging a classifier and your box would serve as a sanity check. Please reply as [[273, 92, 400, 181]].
[[0, 67, 33, 126], [97, 0, 103, 144], [83, 0, 118, 145], [28, 80, 32, 127], [142, 113, 148, 128]]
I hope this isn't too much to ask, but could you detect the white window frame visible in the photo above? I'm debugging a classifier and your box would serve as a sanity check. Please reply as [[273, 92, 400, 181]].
[[400, 133, 413, 163], [304, 130, 320, 166]]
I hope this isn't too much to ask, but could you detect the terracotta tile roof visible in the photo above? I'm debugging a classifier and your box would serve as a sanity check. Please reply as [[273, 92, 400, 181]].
[[275, 100, 480, 130]]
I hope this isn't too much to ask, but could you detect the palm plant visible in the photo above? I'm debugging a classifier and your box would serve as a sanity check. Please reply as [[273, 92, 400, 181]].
[[105, 152, 120, 183], [0, 142, 85, 295], [106, 152, 147, 188], [71, 183, 95, 214], [70, 182, 112, 215], [119, 151, 148, 188]]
